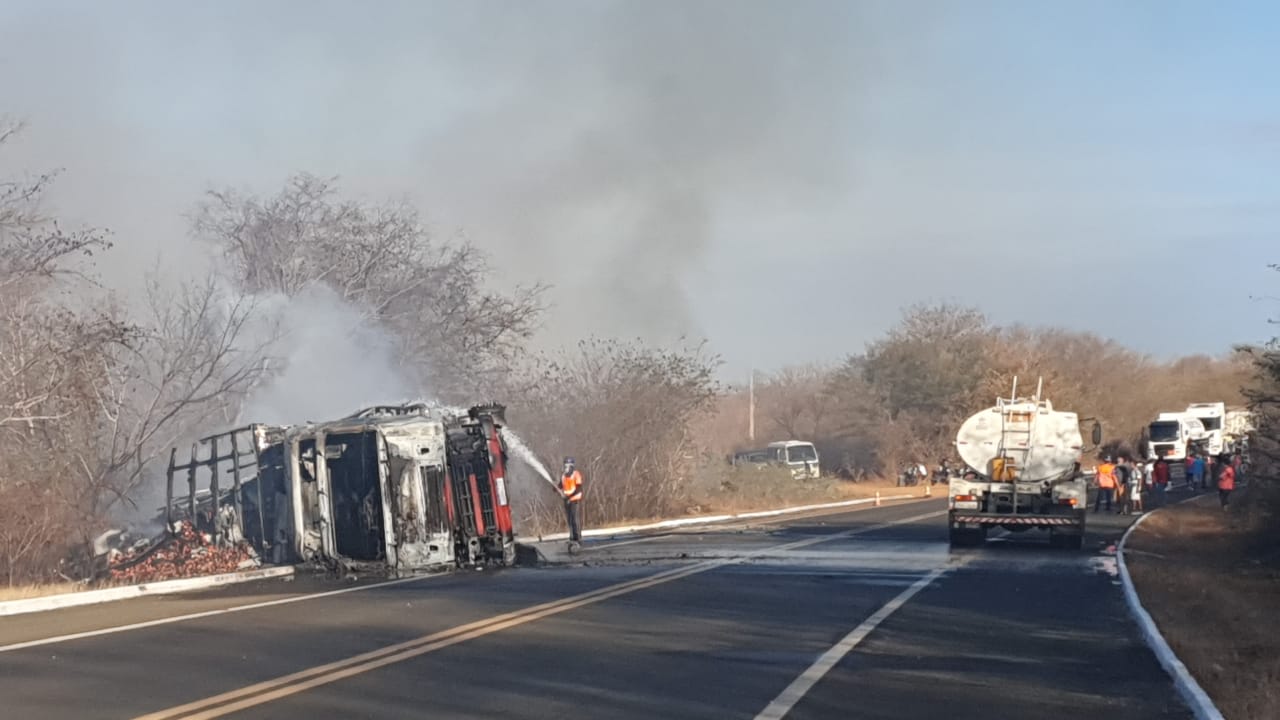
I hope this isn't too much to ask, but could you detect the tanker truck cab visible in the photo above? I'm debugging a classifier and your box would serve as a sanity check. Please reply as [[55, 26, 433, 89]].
[[948, 378, 1096, 550], [766, 441, 821, 480]]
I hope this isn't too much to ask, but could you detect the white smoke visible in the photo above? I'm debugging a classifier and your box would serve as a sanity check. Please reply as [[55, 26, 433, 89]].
[[235, 284, 418, 426]]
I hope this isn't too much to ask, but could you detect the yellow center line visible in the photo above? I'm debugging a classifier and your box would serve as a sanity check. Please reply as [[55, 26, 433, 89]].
[[135, 509, 948, 720]]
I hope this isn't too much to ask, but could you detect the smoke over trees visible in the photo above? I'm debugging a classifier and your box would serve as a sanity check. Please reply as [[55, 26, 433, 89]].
[[0, 115, 1266, 586], [192, 173, 547, 403]]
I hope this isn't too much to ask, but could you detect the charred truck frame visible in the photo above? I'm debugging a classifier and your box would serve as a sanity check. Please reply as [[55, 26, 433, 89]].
[[164, 403, 517, 573]]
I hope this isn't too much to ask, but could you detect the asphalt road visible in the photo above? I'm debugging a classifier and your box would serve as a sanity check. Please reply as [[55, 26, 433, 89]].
[[0, 492, 1197, 720]]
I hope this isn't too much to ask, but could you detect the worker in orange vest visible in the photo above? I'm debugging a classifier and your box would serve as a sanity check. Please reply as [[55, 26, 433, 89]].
[[560, 457, 584, 543], [1217, 453, 1236, 511], [1094, 456, 1117, 513]]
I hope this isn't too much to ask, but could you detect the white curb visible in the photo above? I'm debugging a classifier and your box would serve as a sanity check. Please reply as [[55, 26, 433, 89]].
[[534, 492, 923, 542], [0, 566, 296, 618], [1117, 499, 1225, 720]]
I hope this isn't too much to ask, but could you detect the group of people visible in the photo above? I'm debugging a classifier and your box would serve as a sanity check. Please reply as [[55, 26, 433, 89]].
[[899, 459, 965, 487], [1093, 451, 1243, 514]]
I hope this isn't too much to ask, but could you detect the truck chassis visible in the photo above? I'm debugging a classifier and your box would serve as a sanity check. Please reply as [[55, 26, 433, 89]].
[[948, 480, 1087, 549]]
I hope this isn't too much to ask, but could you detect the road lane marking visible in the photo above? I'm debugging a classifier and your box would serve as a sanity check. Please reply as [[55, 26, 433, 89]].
[[134, 509, 949, 720], [754, 566, 949, 720], [0, 575, 437, 654], [583, 497, 939, 551], [588, 535, 671, 550]]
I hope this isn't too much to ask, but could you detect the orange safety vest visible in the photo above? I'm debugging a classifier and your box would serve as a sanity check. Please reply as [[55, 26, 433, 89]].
[[561, 470, 583, 502], [1218, 466, 1235, 491], [1096, 463, 1116, 489]]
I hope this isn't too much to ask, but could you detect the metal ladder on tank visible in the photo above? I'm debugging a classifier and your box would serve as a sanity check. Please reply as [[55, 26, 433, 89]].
[[996, 377, 1042, 516]]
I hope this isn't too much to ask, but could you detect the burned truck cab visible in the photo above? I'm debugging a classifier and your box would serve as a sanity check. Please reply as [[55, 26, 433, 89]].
[[277, 408, 456, 573], [166, 403, 519, 576], [443, 404, 516, 566]]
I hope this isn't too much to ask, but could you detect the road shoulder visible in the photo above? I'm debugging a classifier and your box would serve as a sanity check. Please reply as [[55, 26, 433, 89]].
[[1125, 490, 1278, 720]]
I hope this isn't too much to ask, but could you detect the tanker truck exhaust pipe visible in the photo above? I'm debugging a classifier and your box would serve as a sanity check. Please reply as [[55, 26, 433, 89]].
[[948, 377, 1096, 550]]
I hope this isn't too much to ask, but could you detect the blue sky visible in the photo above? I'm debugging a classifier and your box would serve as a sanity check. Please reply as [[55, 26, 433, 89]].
[[1, 0, 1276, 378]]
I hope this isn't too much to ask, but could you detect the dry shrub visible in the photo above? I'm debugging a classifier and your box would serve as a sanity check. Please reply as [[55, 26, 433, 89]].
[[507, 338, 720, 529]]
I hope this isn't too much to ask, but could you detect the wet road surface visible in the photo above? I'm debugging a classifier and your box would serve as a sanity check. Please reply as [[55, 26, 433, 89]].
[[0, 493, 1194, 719]]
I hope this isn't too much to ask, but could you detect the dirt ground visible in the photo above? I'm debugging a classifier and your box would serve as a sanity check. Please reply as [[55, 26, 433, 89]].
[[1126, 488, 1280, 720], [683, 466, 918, 516]]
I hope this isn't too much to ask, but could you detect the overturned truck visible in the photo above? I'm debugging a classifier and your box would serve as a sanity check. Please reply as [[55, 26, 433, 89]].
[[164, 403, 518, 574]]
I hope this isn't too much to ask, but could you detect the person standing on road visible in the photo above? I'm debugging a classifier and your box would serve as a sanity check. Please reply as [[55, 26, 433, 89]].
[[1217, 456, 1236, 511], [1114, 457, 1134, 515], [1094, 456, 1116, 513], [1189, 453, 1205, 491], [1128, 458, 1145, 514], [560, 457, 584, 543], [1152, 457, 1170, 507]]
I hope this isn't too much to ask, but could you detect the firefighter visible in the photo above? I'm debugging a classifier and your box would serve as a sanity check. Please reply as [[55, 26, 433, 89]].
[[560, 457, 584, 544]]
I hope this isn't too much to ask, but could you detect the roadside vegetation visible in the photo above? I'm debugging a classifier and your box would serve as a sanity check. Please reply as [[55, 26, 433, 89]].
[[1125, 317, 1280, 720], [0, 117, 1261, 592], [1126, 491, 1280, 720]]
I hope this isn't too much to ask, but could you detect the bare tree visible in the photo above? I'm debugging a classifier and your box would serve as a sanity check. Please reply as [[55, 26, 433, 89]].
[[509, 338, 720, 527], [192, 173, 546, 401], [756, 365, 834, 441], [0, 121, 110, 292], [67, 276, 270, 521]]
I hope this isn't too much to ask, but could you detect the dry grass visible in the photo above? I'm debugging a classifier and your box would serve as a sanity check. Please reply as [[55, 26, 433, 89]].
[[0, 581, 88, 602], [682, 463, 913, 516], [1126, 489, 1280, 720]]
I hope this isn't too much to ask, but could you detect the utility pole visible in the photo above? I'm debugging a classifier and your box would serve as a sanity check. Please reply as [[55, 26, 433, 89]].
[[748, 368, 755, 442]]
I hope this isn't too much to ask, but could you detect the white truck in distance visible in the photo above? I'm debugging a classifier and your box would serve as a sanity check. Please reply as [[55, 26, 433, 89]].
[[948, 379, 1097, 549], [1185, 402, 1226, 455], [1146, 412, 1206, 462]]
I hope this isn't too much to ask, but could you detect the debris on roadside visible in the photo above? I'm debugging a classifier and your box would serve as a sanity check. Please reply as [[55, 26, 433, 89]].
[[107, 520, 260, 583]]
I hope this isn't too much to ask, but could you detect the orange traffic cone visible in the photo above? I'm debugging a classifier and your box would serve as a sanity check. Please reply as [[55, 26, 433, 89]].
[[925, 483, 932, 497], [875, 491, 882, 507]]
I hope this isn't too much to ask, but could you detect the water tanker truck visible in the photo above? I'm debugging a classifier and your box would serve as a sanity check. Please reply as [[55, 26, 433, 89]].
[[948, 378, 1100, 549]]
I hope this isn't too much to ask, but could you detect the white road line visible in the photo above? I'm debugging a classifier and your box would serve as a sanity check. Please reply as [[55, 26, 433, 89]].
[[754, 566, 949, 720], [587, 535, 669, 550], [586, 499, 940, 551], [0, 574, 437, 654]]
